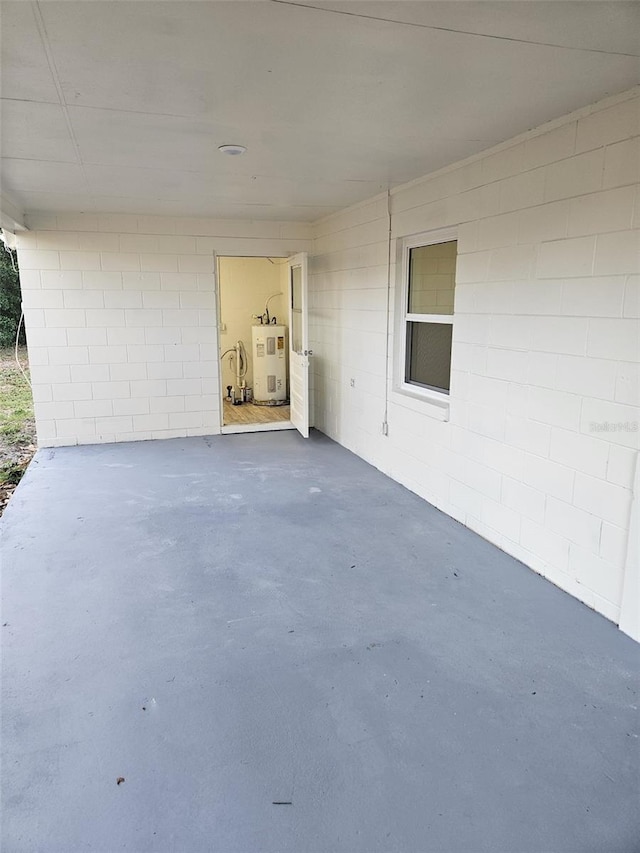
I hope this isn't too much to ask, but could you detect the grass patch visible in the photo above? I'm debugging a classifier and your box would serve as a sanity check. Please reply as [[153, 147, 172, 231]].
[[0, 347, 35, 502]]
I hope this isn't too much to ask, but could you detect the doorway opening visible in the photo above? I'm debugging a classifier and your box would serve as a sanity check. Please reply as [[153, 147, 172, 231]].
[[217, 256, 293, 434]]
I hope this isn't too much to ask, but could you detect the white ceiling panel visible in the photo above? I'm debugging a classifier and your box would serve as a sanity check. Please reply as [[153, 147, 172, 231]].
[[68, 104, 483, 185], [297, 1, 640, 56], [0, 2, 60, 103], [83, 163, 247, 200], [1, 159, 88, 196], [16, 191, 101, 214], [84, 162, 384, 208], [67, 107, 233, 171], [1, 0, 638, 221], [38, 1, 639, 126], [1, 100, 77, 162]]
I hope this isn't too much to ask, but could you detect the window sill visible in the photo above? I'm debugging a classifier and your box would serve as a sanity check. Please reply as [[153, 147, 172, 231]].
[[390, 386, 450, 422]]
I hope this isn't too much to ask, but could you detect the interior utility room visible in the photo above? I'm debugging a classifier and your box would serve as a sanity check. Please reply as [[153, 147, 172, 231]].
[[217, 256, 292, 431]]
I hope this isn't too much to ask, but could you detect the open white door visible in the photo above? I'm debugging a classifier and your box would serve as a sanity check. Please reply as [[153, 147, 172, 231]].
[[288, 253, 310, 438]]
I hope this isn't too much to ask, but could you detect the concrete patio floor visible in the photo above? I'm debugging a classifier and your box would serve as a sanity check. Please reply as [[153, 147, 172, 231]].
[[1, 431, 638, 853]]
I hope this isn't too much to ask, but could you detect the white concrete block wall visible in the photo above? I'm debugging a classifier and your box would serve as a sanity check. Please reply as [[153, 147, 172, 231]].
[[309, 89, 639, 628], [18, 216, 310, 446]]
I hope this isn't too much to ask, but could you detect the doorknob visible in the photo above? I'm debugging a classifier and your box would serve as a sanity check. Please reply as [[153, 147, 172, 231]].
[[304, 349, 313, 356]]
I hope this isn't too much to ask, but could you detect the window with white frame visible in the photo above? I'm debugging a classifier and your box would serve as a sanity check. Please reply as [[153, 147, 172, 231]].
[[399, 231, 457, 397]]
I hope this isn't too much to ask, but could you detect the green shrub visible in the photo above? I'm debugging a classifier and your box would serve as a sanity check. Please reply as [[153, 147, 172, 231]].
[[0, 245, 24, 348]]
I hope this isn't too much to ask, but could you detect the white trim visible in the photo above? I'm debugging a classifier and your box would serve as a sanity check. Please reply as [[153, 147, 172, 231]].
[[402, 225, 458, 249], [288, 252, 311, 438], [389, 388, 450, 422], [395, 380, 452, 407], [221, 421, 295, 435], [394, 227, 457, 406], [213, 252, 290, 260], [216, 252, 306, 436], [406, 313, 453, 325], [216, 252, 295, 435], [215, 250, 223, 432]]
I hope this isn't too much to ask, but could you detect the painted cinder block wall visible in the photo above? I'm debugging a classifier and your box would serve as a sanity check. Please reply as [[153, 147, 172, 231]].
[[16, 218, 310, 446], [308, 89, 639, 628], [13, 88, 639, 632]]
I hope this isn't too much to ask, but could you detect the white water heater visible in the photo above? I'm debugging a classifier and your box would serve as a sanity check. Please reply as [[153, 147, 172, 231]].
[[252, 324, 288, 404]]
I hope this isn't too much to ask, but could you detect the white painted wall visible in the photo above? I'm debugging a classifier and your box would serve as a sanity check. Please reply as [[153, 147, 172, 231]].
[[16, 215, 310, 446], [14, 88, 639, 631], [309, 89, 639, 627], [218, 257, 287, 393]]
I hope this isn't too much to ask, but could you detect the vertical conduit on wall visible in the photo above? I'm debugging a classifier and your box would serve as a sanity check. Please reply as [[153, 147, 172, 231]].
[[382, 189, 392, 435]]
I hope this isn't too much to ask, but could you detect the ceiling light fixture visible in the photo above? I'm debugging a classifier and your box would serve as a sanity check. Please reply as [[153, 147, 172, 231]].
[[218, 144, 247, 156]]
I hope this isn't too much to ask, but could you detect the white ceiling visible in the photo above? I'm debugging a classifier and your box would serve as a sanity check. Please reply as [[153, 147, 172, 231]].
[[1, 0, 639, 222]]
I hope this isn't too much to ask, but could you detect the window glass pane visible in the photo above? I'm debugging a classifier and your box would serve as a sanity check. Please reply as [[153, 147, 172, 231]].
[[291, 265, 302, 352], [408, 241, 457, 315], [405, 321, 452, 393], [291, 265, 302, 310]]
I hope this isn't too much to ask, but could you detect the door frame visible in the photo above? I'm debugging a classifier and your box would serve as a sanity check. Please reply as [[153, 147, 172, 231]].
[[215, 252, 296, 435], [288, 252, 310, 438]]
